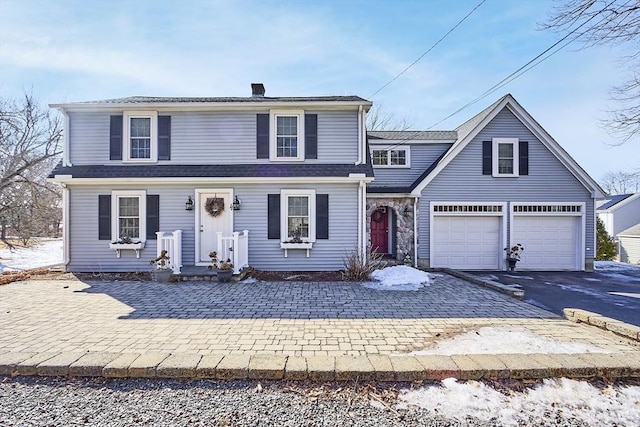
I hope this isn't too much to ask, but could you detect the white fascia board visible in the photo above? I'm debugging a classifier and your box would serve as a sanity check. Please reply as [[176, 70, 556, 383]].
[[603, 192, 640, 212], [366, 193, 414, 198], [370, 139, 456, 146], [52, 176, 372, 186], [49, 100, 372, 112]]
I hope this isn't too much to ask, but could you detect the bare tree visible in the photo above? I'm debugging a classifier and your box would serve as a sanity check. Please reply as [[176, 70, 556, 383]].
[[366, 103, 412, 131], [0, 93, 62, 248], [542, 0, 640, 143], [600, 169, 640, 193]]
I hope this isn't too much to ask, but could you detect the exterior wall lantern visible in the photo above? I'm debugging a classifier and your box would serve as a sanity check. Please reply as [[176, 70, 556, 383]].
[[185, 196, 194, 211], [231, 195, 241, 210]]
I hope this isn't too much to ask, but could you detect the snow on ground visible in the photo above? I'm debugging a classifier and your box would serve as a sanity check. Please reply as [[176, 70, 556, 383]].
[[595, 261, 640, 272], [397, 378, 640, 427], [0, 238, 63, 272], [362, 265, 431, 291], [407, 326, 611, 355]]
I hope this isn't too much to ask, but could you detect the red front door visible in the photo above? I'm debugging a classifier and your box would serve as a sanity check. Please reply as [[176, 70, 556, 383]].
[[370, 208, 389, 254]]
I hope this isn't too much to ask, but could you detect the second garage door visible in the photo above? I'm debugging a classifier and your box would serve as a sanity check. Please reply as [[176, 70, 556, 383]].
[[432, 216, 501, 269], [512, 216, 579, 270]]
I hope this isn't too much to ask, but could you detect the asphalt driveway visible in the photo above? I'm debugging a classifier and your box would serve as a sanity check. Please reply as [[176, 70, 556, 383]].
[[468, 269, 640, 327]]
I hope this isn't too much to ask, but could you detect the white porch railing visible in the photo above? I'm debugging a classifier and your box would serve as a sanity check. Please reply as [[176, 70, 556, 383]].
[[216, 230, 249, 274], [156, 230, 183, 273]]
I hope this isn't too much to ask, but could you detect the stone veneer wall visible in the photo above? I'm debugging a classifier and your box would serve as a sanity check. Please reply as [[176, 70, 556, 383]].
[[366, 198, 415, 262]]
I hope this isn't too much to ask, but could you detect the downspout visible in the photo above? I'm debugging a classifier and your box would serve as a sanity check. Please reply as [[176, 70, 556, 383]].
[[356, 105, 363, 165], [62, 184, 70, 269], [413, 196, 418, 267], [60, 108, 71, 167]]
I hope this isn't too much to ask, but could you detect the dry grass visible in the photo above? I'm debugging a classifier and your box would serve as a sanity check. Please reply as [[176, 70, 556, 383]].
[[0, 268, 71, 286]]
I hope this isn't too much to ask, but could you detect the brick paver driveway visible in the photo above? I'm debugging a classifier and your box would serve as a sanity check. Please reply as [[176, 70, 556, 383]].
[[1, 273, 634, 356]]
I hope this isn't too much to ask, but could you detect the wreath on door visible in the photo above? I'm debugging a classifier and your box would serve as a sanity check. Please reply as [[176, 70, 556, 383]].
[[371, 209, 385, 223], [205, 197, 225, 217]]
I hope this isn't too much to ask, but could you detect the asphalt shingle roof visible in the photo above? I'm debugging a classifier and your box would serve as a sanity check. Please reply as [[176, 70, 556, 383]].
[[619, 223, 640, 237], [367, 130, 457, 141], [49, 163, 374, 179], [597, 194, 634, 211], [65, 95, 370, 105]]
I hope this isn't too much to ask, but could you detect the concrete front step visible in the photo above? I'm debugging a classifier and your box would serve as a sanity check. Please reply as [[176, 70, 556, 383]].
[[1, 351, 638, 381]]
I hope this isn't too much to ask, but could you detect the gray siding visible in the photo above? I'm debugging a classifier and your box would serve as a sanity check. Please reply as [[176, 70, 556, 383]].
[[619, 236, 640, 264], [68, 183, 359, 272], [417, 108, 594, 267], [68, 110, 358, 165], [370, 143, 450, 187]]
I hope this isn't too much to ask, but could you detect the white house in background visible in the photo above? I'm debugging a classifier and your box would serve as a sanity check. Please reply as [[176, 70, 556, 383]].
[[48, 85, 604, 273], [597, 193, 640, 264]]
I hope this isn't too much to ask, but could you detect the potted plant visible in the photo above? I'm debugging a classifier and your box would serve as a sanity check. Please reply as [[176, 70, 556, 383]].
[[505, 244, 524, 271], [150, 250, 173, 283], [208, 251, 234, 282]]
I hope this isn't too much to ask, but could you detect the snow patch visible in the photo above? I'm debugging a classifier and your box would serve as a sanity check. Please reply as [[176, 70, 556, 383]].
[[505, 274, 534, 280], [0, 239, 63, 271], [362, 265, 431, 291], [398, 378, 640, 427], [595, 261, 640, 272], [406, 327, 611, 355]]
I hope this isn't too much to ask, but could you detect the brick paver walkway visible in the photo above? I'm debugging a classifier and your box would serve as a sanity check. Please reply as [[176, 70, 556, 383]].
[[0, 274, 636, 357]]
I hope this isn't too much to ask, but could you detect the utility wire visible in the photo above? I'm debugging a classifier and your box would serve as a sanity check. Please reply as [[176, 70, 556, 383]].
[[368, 0, 487, 98]]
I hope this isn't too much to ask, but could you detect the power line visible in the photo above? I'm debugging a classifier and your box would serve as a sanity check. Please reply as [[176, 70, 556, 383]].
[[368, 0, 487, 98]]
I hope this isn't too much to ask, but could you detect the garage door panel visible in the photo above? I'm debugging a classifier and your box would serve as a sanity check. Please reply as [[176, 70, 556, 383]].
[[432, 216, 500, 270], [513, 216, 579, 270]]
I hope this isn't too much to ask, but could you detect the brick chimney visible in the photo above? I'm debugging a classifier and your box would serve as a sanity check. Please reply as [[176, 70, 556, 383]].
[[251, 83, 265, 97]]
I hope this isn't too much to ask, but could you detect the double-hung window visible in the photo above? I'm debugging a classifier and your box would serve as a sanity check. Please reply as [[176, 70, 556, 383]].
[[281, 189, 316, 242], [270, 110, 304, 161], [371, 146, 410, 167], [123, 111, 157, 162], [492, 138, 519, 177], [111, 190, 147, 241]]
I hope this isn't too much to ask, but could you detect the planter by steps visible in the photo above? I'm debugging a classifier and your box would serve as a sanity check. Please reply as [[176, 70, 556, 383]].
[[153, 268, 173, 283], [216, 269, 233, 283]]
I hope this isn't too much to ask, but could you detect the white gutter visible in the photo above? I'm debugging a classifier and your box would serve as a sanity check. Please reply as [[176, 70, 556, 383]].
[[356, 105, 363, 165], [360, 179, 367, 260], [413, 196, 419, 268], [51, 176, 375, 186]]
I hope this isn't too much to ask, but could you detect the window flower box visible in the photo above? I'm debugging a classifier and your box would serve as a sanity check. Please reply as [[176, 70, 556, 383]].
[[280, 242, 313, 257], [109, 242, 145, 258]]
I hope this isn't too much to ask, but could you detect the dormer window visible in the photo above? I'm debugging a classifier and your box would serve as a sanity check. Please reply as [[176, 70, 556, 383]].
[[371, 146, 410, 168], [123, 111, 158, 162], [270, 110, 305, 161]]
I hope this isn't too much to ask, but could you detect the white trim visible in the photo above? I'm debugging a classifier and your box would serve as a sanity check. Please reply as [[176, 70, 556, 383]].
[[123, 111, 158, 163], [111, 190, 147, 242], [371, 145, 411, 168], [194, 188, 234, 266], [510, 202, 585, 271], [411, 95, 604, 198], [51, 176, 374, 185], [269, 110, 305, 162], [430, 201, 507, 270], [492, 137, 518, 177], [280, 189, 316, 243], [61, 109, 71, 167], [62, 186, 70, 268]]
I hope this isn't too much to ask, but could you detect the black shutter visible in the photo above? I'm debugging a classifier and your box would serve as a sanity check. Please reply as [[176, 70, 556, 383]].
[[257, 114, 270, 159], [158, 116, 171, 160], [146, 195, 160, 240], [482, 141, 492, 175], [316, 194, 329, 239], [267, 194, 280, 239], [98, 195, 111, 240], [305, 114, 318, 159], [519, 141, 529, 175], [110, 115, 123, 160]]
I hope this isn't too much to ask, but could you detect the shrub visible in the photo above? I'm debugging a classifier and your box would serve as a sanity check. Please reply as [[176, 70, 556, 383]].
[[596, 217, 617, 261], [342, 246, 384, 281]]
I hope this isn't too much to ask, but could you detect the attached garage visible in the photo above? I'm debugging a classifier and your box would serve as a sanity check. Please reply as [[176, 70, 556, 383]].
[[430, 203, 505, 270], [511, 204, 584, 271]]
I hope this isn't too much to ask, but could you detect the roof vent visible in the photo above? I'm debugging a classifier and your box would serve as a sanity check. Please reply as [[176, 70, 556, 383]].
[[251, 83, 265, 97]]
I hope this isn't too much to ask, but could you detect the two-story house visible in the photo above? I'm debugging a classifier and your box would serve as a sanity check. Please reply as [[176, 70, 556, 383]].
[[49, 86, 603, 273], [367, 94, 604, 271], [49, 83, 373, 273]]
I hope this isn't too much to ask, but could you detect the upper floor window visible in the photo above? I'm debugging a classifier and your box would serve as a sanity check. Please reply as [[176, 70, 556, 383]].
[[371, 146, 410, 168], [124, 111, 157, 162], [492, 138, 519, 177], [270, 110, 304, 161]]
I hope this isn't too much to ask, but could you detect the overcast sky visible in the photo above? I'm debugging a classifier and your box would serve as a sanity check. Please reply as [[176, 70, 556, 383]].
[[1, 0, 638, 184]]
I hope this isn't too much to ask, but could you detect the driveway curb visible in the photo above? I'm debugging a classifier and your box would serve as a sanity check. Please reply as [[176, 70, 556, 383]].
[[441, 269, 525, 299], [564, 308, 640, 342], [1, 351, 638, 381]]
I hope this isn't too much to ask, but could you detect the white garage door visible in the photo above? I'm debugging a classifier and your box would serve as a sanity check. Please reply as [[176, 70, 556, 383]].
[[432, 216, 501, 269], [512, 216, 579, 270]]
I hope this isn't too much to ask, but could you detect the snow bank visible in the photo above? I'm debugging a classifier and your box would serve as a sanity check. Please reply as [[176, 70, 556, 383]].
[[397, 378, 640, 426], [407, 326, 611, 355], [595, 261, 640, 272], [362, 265, 431, 291], [0, 239, 63, 271]]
